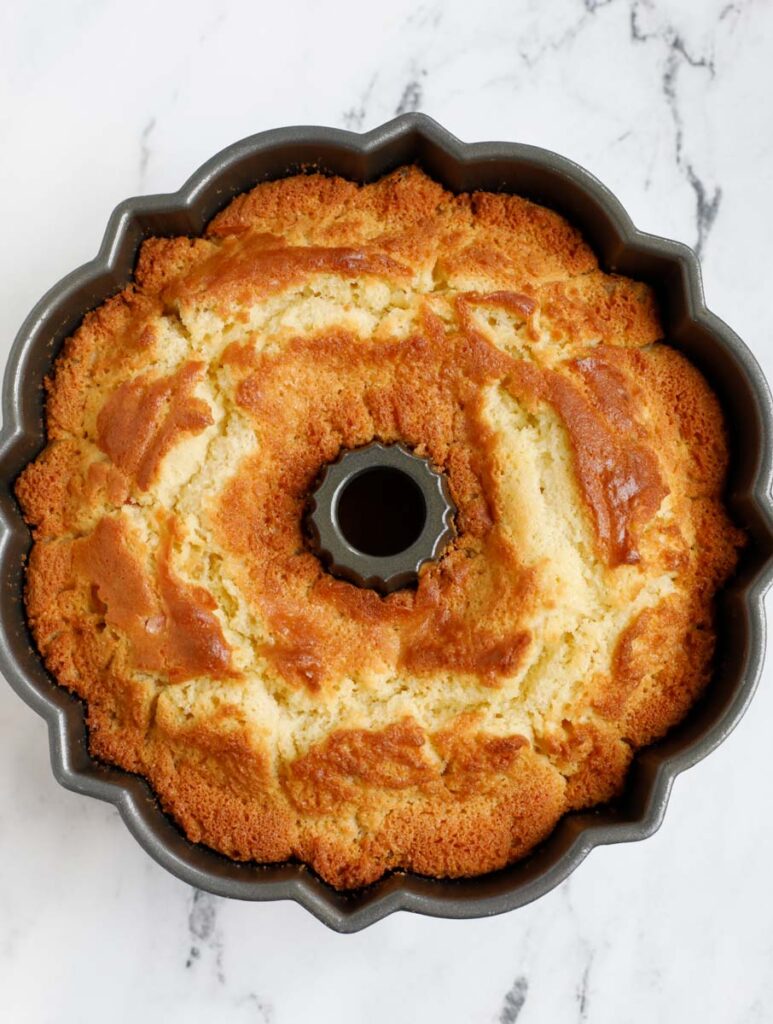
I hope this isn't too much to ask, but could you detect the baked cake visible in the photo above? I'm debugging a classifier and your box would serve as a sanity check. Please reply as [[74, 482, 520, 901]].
[[17, 167, 743, 888]]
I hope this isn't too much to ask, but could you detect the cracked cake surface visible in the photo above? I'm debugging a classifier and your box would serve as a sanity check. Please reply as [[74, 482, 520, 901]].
[[16, 166, 743, 888]]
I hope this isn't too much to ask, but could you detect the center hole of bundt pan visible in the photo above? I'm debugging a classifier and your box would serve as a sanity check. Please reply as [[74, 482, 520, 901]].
[[306, 442, 456, 594], [336, 466, 426, 556]]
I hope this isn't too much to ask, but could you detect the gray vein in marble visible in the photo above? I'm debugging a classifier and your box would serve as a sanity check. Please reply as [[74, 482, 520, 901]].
[[561, 878, 599, 1024], [395, 71, 426, 116], [683, 164, 722, 257], [630, 4, 716, 75], [238, 993, 275, 1023], [577, 958, 592, 1022], [570, 0, 731, 255], [499, 975, 529, 1023], [517, 9, 588, 70], [628, 0, 722, 255], [719, 0, 758, 25], [342, 75, 377, 131], [404, 2, 443, 29], [659, 45, 720, 257], [139, 116, 156, 191], [185, 888, 225, 983]]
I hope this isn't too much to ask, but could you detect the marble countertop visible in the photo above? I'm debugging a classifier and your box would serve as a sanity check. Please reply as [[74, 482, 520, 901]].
[[2, 0, 772, 1020]]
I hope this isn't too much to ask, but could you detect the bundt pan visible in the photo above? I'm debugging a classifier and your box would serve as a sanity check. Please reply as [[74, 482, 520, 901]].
[[1, 114, 772, 932]]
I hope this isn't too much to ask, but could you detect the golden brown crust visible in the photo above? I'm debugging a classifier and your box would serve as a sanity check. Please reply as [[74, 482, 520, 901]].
[[97, 361, 213, 490], [167, 235, 412, 314], [17, 166, 743, 888]]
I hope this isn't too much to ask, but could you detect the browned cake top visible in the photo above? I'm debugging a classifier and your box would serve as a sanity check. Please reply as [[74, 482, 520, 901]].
[[17, 167, 742, 888]]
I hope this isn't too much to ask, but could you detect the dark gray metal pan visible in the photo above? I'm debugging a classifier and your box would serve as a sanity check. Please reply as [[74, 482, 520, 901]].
[[1, 114, 771, 933]]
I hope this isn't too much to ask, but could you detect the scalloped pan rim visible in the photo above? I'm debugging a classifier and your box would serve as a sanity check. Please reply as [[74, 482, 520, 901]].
[[1, 114, 771, 933]]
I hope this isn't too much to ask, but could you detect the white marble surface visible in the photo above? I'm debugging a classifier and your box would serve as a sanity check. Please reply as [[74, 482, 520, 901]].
[[1, 1, 773, 1020]]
